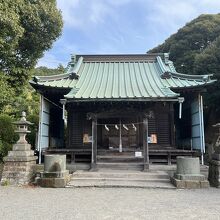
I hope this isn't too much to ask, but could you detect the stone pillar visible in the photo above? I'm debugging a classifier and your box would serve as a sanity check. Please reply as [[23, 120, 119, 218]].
[[1, 112, 37, 186], [171, 157, 209, 188], [37, 155, 70, 188]]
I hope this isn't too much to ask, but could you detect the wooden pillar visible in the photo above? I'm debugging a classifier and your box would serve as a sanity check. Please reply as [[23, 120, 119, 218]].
[[143, 117, 149, 171], [91, 118, 97, 170], [138, 116, 142, 148], [170, 103, 175, 146]]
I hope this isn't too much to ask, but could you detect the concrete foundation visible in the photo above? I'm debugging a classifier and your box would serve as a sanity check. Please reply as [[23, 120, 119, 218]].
[[171, 157, 209, 189]]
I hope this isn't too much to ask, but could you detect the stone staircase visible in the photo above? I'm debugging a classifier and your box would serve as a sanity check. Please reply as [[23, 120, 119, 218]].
[[67, 169, 175, 189], [96, 162, 144, 171]]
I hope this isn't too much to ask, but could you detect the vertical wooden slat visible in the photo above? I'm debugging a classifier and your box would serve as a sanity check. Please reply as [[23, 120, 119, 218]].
[[157, 113, 170, 145]]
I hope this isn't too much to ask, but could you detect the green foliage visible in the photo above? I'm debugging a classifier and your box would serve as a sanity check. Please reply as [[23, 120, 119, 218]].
[[0, 64, 64, 155], [0, 114, 18, 162], [1, 179, 10, 186], [0, 73, 15, 112], [149, 14, 220, 74], [149, 13, 220, 117], [26, 113, 39, 148], [1, 83, 39, 116], [0, 114, 17, 144], [0, 0, 63, 90], [0, 1, 63, 158], [0, 141, 12, 163], [34, 64, 65, 76]]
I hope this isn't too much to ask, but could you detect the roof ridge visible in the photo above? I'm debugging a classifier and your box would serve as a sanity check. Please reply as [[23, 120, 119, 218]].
[[76, 53, 163, 62], [156, 56, 212, 82], [32, 56, 84, 83], [32, 73, 70, 82]]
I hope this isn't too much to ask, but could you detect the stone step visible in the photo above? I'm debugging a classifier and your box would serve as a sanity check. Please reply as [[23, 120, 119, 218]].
[[68, 169, 174, 189], [97, 155, 143, 163], [71, 177, 170, 182], [67, 179, 175, 189], [96, 162, 144, 170], [72, 171, 169, 179]]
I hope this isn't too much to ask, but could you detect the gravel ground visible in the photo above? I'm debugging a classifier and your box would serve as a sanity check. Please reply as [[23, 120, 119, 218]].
[[0, 186, 220, 220]]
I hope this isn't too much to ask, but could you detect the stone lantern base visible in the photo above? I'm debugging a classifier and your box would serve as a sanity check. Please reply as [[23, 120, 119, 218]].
[[208, 156, 220, 187], [1, 143, 37, 186]]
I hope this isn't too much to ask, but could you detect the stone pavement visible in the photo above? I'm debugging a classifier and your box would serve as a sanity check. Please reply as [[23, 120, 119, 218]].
[[0, 186, 220, 220]]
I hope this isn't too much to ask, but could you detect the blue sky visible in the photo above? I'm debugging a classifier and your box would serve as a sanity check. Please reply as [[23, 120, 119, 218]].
[[37, 0, 220, 68]]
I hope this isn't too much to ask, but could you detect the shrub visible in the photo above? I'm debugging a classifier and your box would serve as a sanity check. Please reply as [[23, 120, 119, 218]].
[[0, 140, 12, 162], [0, 114, 18, 162]]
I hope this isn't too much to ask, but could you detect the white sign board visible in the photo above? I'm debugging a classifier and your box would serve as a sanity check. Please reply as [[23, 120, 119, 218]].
[[135, 151, 142, 157]]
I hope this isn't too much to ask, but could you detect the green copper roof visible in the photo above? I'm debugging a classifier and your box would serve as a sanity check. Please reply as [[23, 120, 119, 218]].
[[30, 53, 215, 101]]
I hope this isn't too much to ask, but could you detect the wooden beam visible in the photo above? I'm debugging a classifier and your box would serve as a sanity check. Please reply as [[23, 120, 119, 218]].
[[143, 117, 149, 171]]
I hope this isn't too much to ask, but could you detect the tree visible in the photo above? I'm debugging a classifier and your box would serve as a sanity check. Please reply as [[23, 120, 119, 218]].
[[148, 14, 220, 143], [149, 14, 220, 75], [0, 0, 63, 90], [34, 64, 65, 76], [0, 1, 63, 159], [0, 74, 15, 112]]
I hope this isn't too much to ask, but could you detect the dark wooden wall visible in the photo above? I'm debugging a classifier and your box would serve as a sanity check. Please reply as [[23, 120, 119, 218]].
[[67, 102, 173, 149], [49, 107, 64, 148]]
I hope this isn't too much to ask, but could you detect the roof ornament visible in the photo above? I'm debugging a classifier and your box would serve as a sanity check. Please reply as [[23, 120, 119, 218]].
[[68, 56, 83, 80], [164, 53, 170, 64], [69, 72, 79, 80], [70, 54, 77, 66], [157, 56, 172, 79], [203, 75, 209, 82], [33, 76, 40, 83], [161, 71, 171, 79]]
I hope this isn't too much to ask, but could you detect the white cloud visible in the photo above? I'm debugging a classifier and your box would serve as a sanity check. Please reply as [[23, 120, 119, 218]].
[[147, 0, 197, 32], [142, 0, 220, 50], [105, 0, 133, 6], [198, 0, 220, 10], [56, 0, 135, 31], [57, 0, 114, 30], [39, 0, 220, 67]]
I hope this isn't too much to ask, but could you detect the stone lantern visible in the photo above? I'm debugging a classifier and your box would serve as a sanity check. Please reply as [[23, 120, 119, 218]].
[[1, 112, 37, 186], [14, 111, 33, 145]]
